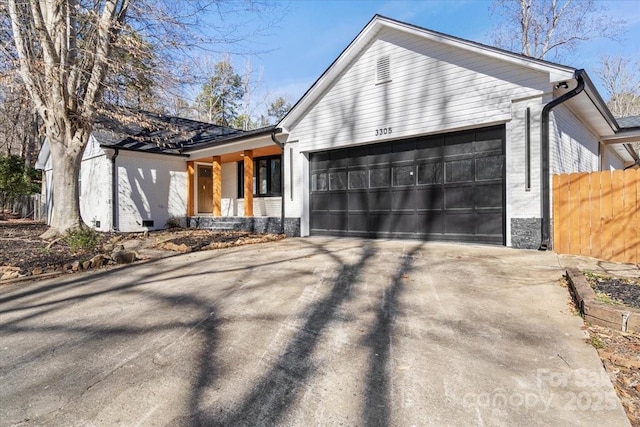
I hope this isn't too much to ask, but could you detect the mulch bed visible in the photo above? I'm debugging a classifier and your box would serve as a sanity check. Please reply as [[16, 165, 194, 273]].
[[0, 221, 285, 281], [586, 274, 640, 308], [588, 325, 640, 426], [0, 221, 110, 276]]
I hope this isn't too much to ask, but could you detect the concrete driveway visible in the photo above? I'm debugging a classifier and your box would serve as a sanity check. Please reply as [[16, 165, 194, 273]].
[[0, 237, 629, 426]]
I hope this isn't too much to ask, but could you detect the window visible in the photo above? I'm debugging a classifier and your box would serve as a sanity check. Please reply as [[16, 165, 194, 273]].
[[238, 156, 282, 197], [311, 172, 328, 191], [329, 171, 347, 190]]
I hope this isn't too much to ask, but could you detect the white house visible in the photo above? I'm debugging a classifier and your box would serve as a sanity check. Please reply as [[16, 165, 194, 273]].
[[37, 15, 640, 249]]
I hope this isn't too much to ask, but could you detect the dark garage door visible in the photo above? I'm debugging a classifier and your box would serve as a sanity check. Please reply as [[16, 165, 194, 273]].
[[309, 126, 505, 244]]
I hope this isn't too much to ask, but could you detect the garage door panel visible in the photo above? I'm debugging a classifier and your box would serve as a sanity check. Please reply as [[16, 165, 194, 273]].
[[477, 213, 503, 235], [311, 193, 330, 210], [348, 170, 368, 189], [417, 162, 443, 185], [392, 189, 416, 210], [369, 145, 391, 164], [328, 193, 348, 211], [444, 131, 474, 155], [348, 191, 368, 211], [446, 213, 476, 234], [476, 155, 504, 181], [309, 125, 504, 244], [329, 171, 347, 190], [329, 150, 349, 166], [348, 213, 369, 231], [445, 187, 475, 209], [417, 212, 445, 234], [392, 140, 416, 161], [391, 213, 416, 233], [311, 153, 330, 169], [416, 188, 444, 210], [417, 136, 445, 159], [392, 165, 416, 187], [369, 213, 391, 232], [476, 184, 503, 208], [368, 191, 391, 211], [445, 159, 474, 183], [311, 213, 330, 230], [370, 168, 391, 188], [311, 172, 328, 192], [330, 213, 348, 230]]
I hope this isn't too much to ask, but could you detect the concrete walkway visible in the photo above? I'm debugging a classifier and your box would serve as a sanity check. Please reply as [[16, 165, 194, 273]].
[[0, 238, 630, 426]]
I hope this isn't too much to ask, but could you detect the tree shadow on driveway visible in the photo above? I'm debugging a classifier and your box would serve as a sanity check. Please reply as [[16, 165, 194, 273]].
[[185, 241, 377, 426]]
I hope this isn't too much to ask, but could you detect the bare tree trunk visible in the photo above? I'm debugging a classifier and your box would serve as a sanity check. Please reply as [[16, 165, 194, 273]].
[[42, 127, 88, 238]]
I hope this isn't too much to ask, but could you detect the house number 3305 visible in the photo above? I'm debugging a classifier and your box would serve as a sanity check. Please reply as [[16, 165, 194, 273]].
[[375, 127, 392, 136]]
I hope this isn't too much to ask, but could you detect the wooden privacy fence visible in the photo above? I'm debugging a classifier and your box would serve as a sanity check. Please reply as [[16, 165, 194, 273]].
[[553, 169, 640, 264]]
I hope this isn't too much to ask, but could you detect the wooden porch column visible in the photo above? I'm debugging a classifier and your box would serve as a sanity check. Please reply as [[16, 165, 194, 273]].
[[186, 161, 195, 216], [212, 156, 222, 216], [243, 150, 254, 217]]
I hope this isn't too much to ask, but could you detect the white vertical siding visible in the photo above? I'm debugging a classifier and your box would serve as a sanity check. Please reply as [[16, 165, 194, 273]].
[[550, 104, 599, 174], [79, 154, 112, 230], [284, 142, 305, 219], [116, 153, 187, 232], [288, 27, 549, 153]]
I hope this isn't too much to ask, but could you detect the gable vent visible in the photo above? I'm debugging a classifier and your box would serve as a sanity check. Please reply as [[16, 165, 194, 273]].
[[376, 55, 391, 83]]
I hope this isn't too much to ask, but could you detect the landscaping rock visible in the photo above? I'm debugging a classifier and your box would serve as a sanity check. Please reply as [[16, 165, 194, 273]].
[[89, 254, 109, 268], [159, 241, 191, 253], [71, 260, 81, 272], [111, 250, 137, 264], [82, 260, 92, 270], [32, 267, 43, 276], [1, 271, 20, 280]]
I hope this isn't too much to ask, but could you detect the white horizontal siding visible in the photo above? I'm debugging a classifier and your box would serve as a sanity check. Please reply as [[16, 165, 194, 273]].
[[116, 153, 187, 232], [289, 27, 549, 152], [550, 104, 599, 174], [237, 197, 281, 217]]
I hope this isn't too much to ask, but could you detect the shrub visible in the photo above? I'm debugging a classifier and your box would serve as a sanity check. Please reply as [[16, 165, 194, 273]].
[[165, 216, 182, 228], [65, 227, 100, 252]]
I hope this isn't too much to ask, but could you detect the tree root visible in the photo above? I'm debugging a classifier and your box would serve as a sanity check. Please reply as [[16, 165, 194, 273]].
[[46, 237, 63, 249]]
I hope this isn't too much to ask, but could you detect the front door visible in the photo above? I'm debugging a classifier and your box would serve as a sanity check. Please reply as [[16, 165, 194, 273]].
[[197, 165, 213, 213]]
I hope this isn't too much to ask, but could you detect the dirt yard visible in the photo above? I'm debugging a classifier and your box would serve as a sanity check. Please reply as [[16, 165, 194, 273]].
[[0, 220, 284, 281]]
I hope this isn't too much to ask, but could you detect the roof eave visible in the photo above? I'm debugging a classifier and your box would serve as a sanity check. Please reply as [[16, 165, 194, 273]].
[[183, 126, 281, 155], [99, 144, 190, 158]]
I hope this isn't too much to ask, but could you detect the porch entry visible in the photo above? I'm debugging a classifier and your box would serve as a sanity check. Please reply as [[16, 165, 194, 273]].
[[197, 165, 213, 214]]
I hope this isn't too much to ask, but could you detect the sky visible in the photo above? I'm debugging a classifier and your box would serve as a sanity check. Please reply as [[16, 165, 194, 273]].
[[203, 0, 640, 113]]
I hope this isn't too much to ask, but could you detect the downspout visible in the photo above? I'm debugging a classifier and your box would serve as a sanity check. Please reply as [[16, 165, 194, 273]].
[[539, 70, 585, 250], [270, 129, 286, 234], [111, 148, 119, 231]]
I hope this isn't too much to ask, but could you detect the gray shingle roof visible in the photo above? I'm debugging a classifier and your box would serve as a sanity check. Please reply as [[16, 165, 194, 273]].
[[94, 110, 245, 155], [617, 115, 640, 129]]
